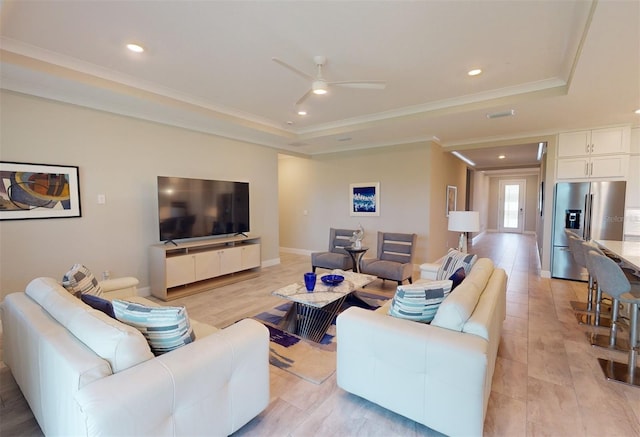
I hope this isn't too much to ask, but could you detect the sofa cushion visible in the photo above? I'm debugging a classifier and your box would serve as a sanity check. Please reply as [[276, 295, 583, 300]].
[[62, 264, 103, 297], [25, 277, 154, 373], [388, 280, 453, 323], [112, 300, 196, 355], [81, 294, 116, 318], [436, 249, 477, 280]]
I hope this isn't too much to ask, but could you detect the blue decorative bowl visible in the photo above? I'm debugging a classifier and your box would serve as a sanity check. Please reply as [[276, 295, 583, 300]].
[[321, 274, 344, 286]]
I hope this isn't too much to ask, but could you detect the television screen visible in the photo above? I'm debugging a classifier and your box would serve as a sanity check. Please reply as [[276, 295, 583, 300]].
[[157, 176, 249, 241]]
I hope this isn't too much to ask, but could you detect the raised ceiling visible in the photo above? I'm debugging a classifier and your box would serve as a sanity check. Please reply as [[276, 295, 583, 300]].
[[1, 1, 638, 167]]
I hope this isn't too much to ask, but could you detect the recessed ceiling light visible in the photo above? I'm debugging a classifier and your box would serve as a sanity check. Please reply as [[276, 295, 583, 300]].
[[635, 108, 640, 114], [498, 155, 506, 159], [126, 43, 144, 53], [468, 68, 482, 76], [297, 110, 307, 116]]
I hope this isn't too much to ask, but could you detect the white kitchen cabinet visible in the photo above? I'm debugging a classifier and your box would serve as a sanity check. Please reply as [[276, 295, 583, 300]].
[[556, 126, 630, 180], [558, 127, 629, 158], [556, 155, 628, 179], [150, 235, 261, 301]]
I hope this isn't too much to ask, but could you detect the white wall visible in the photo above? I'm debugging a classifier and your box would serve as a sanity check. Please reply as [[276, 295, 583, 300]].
[[0, 91, 280, 297]]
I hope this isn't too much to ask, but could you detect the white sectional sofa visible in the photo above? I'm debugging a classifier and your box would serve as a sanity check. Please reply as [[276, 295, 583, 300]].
[[336, 257, 507, 437], [1, 277, 269, 436]]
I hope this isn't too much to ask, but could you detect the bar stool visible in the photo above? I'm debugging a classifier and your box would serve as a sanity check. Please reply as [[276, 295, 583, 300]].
[[587, 250, 640, 387], [571, 238, 611, 327], [584, 244, 629, 351], [567, 234, 594, 312]]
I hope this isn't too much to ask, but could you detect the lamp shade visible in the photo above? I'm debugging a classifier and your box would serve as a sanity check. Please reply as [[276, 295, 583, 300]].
[[448, 211, 480, 232]]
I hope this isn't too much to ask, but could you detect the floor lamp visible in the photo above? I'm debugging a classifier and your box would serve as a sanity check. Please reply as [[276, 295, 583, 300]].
[[448, 211, 480, 253]]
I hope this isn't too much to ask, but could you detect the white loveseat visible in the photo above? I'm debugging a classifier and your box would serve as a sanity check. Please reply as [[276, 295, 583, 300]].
[[336, 257, 507, 437], [1, 277, 269, 436]]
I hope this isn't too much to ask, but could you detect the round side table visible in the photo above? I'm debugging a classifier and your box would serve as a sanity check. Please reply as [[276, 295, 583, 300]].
[[344, 246, 368, 273]]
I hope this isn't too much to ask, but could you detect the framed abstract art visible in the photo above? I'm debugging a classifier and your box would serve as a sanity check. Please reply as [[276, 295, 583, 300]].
[[0, 161, 81, 220]]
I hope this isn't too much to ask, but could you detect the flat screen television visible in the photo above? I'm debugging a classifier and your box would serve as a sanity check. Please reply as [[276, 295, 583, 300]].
[[157, 176, 249, 242]]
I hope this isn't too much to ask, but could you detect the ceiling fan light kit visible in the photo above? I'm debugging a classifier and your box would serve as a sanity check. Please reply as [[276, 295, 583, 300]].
[[312, 81, 328, 95]]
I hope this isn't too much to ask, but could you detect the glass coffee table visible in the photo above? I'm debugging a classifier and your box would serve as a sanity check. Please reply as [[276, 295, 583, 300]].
[[272, 270, 376, 342]]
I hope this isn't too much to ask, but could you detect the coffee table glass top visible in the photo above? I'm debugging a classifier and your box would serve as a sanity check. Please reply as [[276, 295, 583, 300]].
[[272, 269, 376, 308]]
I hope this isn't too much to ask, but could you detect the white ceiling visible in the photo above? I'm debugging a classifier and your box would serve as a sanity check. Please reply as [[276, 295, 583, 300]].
[[1, 0, 638, 169]]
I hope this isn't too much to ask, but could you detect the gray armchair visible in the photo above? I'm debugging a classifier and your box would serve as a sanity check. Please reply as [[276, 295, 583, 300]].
[[311, 228, 355, 273], [360, 232, 417, 285]]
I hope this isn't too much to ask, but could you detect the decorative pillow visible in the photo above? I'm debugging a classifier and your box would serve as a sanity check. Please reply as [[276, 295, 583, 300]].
[[81, 293, 116, 319], [388, 280, 453, 323], [436, 249, 477, 280], [112, 300, 196, 355], [449, 267, 466, 290], [62, 264, 103, 297]]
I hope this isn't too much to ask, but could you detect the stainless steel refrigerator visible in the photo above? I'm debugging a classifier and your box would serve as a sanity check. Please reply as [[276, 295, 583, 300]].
[[551, 181, 626, 280]]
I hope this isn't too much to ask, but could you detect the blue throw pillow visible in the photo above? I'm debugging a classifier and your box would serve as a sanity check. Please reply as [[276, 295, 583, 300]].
[[81, 294, 116, 319], [449, 267, 466, 290]]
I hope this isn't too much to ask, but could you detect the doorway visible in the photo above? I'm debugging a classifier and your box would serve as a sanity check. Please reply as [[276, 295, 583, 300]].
[[498, 179, 526, 233]]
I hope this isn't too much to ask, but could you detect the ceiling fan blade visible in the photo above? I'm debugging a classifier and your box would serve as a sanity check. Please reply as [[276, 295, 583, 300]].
[[295, 89, 313, 106], [330, 81, 387, 90], [272, 57, 314, 81]]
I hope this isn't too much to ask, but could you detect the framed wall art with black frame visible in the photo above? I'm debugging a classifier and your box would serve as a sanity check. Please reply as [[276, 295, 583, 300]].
[[0, 161, 81, 220]]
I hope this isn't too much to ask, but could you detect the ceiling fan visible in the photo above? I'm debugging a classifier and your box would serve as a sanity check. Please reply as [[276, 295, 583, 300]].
[[271, 55, 386, 107]]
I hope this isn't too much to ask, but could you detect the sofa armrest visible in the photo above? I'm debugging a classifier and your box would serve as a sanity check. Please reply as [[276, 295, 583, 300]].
[[99, 277, 139, 299], [419, 261, 441, 280], [75, 318, 269, 436], [336, 307, 489, 437]]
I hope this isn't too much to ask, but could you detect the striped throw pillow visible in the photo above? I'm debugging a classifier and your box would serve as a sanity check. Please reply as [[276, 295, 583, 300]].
[[112, 300, 196, 355], [388, 280, 453, 323], [436, 249, 477, 280], [62, 264, 103, 297]]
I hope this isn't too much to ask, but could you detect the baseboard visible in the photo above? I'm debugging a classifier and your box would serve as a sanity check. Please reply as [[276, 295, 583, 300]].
[[262, 257, 281, 268], [280, 247, 313, 256], [485, 229, 536, 237]]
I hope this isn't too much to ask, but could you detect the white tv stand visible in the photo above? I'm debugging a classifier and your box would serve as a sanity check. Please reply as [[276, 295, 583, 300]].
[[150, 235, 261, 301]]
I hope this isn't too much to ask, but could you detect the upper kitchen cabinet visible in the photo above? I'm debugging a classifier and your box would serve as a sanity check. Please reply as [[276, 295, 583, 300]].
[[557, 127, 630, 158], [556, 126, 631, 180]]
